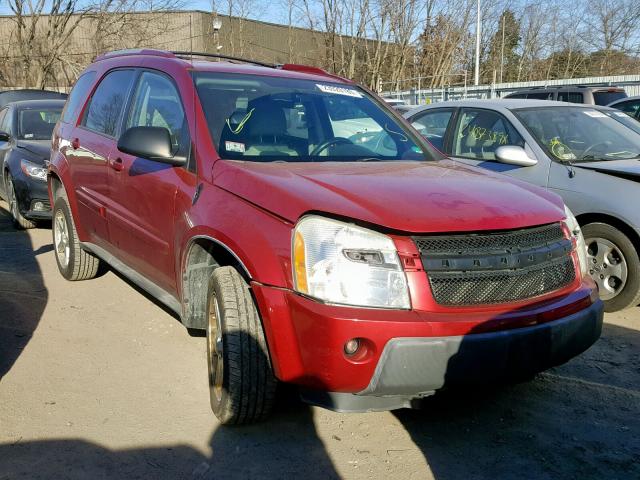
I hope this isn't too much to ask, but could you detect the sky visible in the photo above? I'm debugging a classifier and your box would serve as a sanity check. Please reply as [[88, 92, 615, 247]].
[[0, 1, 285, 25]]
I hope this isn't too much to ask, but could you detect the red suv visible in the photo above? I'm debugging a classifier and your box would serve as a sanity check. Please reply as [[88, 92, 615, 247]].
[[49, 50, 603, 424]]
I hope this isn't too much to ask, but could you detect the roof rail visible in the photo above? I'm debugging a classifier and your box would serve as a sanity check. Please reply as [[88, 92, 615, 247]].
[[171, 51, 277, 68], [94, 49, 175, 62], [171, 51, 349, 82]]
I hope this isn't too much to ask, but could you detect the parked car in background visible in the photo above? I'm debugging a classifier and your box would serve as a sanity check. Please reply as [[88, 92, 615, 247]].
[[608, 95, 640, 121], [406, 99, 640, 312], [49, 50, 602, 424], [0, 99, 64, 228], [504, 86, 627, 106], [0, 89, 67, 109]]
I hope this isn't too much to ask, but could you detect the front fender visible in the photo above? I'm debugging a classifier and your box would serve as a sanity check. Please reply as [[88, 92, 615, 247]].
[[176, 184, 294, 293]]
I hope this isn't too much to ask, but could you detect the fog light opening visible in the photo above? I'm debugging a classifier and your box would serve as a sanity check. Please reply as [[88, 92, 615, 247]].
[[344, 338, 360, 356], [33, 201, 45, 212]]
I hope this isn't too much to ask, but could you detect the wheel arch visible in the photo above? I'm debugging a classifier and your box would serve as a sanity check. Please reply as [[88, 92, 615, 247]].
[[181, 235, 252, 330], [576, 212, 640, 252]]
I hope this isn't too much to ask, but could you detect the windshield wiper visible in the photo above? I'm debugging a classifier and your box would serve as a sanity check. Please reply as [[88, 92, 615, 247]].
[[574, 155, 607, 163]]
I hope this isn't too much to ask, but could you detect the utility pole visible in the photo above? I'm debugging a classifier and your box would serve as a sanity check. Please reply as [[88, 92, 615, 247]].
[[500, 13, 505, 84], [474, 0, 481, 86]]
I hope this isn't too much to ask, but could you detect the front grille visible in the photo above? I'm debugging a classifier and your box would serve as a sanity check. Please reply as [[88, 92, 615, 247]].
[[413, 223, 576, 306], [414, 222, 565, 254], [428, 257, 575, 306]]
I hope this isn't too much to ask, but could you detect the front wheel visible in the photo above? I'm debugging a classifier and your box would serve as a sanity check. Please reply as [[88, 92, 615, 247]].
[[582, 222, 640, 312], [206, 266, 277, 424], [6, 175, 36, 229]]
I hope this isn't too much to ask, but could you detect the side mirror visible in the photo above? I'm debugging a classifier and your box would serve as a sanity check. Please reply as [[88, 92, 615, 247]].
[[495, 145, 538, 167], [117, 126, 186, 166], [0, 131, 10, 142]]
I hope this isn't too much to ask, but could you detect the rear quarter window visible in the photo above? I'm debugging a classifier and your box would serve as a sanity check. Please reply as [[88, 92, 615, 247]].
[[61, 71, 97, 124]]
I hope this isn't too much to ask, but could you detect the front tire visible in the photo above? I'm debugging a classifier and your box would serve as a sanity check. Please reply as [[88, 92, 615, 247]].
[[52, 195, 100, 281], [582, 222, 640, 312], [6, 175, 36, 229], [206, 266, 277, 424]]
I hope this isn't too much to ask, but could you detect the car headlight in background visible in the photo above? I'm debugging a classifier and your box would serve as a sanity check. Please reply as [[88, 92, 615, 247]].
[[293, 215, 410, 309], [20, 159, 47, 181], [564, 205, 588, 277]]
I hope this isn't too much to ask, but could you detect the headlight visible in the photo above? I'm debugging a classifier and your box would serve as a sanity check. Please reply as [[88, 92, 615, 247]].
[[564, 205, 588, 277], [292, 215, 410, 309], [20, 159, 47, 181]]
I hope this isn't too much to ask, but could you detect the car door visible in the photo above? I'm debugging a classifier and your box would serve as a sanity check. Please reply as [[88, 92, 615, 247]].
[[107, 69, 194, 293], [408, 108, 454, 152], [68, 69, 136, 249], [447, 107, 550, 187]]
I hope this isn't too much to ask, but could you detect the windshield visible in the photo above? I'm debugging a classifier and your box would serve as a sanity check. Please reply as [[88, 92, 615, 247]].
[[513, 106, 640, 162], [18, 108, 62, 140], [193, 72, 434, 162]]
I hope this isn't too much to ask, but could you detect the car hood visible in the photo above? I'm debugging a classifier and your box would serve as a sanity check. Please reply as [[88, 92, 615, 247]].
[[574, 159, 640, 180], [213, 159, 565, 233], [16, 140, 51, 163]]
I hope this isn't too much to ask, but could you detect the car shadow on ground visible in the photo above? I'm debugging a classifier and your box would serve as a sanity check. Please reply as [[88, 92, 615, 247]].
[[0, 201, 48, 382], [0, 409, 339, 480], [395, 321, 640, 479]]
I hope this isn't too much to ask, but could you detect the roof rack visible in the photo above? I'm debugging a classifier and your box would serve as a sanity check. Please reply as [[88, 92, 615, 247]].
[[171, 51, 277, 68], [93, 49, 348, 82], [172, 51, 349, 82], [94, 49, 174, 62]]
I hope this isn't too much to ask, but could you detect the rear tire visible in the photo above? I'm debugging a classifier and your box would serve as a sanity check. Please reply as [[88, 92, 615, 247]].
[[52, 194, 100, 281], [6, 175, 36, 229], [582, 222, 640, 312], [206, 266, 277, 424]]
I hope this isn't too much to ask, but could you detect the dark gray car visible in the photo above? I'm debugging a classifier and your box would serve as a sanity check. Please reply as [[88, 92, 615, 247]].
[[405, 99, 640, 312]]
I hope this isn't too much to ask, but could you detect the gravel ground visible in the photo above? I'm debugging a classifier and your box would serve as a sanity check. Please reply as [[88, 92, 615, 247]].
[[1, 200, 638, 480]]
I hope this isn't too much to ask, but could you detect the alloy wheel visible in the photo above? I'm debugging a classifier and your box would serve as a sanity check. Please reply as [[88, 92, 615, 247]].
[[53, 209, 70, 268], [585, 236, 628, 301]]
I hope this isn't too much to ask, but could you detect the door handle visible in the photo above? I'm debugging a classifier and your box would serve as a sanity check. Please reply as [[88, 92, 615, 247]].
[[71, 138, 80, 150], [109, 157, 124, 172]]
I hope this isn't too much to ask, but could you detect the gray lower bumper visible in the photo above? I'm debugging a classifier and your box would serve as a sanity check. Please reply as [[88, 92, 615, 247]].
[[301, 300, 604, 413]]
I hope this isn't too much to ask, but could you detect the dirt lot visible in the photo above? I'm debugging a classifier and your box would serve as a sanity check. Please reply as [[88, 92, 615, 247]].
[[1, 199, 638, 480]]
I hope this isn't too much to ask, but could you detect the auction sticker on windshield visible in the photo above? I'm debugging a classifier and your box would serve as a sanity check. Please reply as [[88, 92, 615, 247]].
[[316, 84, 363, 98], [584, 110, 608, 118]]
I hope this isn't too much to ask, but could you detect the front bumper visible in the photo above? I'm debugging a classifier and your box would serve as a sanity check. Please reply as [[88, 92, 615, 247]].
[[301, 299, 603, 412], [13, 172, 50, 220], [252, 281, 601, 393]]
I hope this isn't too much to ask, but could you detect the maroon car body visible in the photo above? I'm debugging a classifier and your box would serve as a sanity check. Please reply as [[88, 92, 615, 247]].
[[48, 50, 603, 420]]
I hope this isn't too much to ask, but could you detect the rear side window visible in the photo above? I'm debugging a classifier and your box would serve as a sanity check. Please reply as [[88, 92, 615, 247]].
[[410, 109, 454, 151], [62, 71, 96, 124], [558, 92, 584, 104], [526, 92, 553, 100], [0, 108, 8, 133], [83, 69, 136, 137], [506, 93, 526, 99]]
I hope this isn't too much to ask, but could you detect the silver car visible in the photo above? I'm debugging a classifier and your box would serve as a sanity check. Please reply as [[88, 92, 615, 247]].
[[405, 99, 640, 312]]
